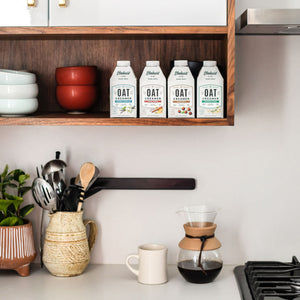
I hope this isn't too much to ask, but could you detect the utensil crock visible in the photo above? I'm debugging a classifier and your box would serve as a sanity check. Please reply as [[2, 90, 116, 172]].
[[43, 211, 97, 277]]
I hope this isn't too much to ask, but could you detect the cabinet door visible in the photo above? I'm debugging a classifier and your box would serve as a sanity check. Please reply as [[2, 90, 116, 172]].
[[0, 0, 48, 26], [50, 0, 227, 26]]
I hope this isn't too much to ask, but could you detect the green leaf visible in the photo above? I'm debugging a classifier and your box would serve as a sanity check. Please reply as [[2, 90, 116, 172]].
[[3, 174, 14, 184], [17, 217, 24, 226], [19, 174, 27, 183], [0, 211, 4, 222], [7, 206, 15, 214], [8, 169, 24, 182], [1, 165, 9, 178], [0, 167, 30, 222], [12, 199, 23, 211], [1, 196, 23, 211], [4, 193, 22, 201], [7, 203, 16, 214], [19, 186, 31, 197], [0, 216, 20, 226], [17, 171, 25, 181], [19, 204, 34, 217], [19, 174, 29, 186], [3, 183, 18, 189], [0, 199, 14, 215]]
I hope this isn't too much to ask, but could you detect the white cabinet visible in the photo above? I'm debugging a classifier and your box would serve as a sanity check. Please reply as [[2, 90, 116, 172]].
[[0, 0, 227, 27], [0, 0, 48, 26], [49, 0, 227, 26]]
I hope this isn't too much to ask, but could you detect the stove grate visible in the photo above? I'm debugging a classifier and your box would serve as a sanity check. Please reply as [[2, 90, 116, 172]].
[[235, 256, 300, 300]]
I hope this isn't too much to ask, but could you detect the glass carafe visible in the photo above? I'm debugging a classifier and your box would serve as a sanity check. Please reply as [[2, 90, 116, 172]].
[[177, 205, 223, 283]]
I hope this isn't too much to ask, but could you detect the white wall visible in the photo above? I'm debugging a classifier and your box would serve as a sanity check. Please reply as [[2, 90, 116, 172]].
[[1, 0, 300, 265]]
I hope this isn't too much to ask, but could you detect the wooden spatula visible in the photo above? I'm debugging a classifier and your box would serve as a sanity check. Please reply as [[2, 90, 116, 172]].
[[77, 162, 95, 212]]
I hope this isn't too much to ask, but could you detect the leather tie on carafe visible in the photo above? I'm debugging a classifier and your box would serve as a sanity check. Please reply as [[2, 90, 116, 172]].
[[185, 234, 215, 268]]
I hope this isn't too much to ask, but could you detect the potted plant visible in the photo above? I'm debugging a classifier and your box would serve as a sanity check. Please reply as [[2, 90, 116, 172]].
[[0, 165, 36, 276]]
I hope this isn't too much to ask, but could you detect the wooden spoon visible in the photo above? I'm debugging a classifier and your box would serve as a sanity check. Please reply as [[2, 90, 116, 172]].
[[77, 162, 96, 212]]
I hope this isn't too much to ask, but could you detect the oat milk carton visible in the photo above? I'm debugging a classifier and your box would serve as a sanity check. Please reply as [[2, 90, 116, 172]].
[[139, 61, 166, 118], [110, 60, 137, 118], [168, 60, 195, 118], [197, 61, 223, 118]]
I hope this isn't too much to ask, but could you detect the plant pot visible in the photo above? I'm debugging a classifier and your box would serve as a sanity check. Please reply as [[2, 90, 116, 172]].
[[0, 221, 36, 276]]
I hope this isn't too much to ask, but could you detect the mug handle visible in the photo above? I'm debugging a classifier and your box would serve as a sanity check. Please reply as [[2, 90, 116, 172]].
[[125, 254, 139, 276], [83, 219, 97, 251]]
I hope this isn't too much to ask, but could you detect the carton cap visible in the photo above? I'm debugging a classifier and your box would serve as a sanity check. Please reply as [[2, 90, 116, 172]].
[[146, 61, 160, 67], [117, 60, 130, 67], [203, 61, 217, 67], [174, 60, 188, 67]]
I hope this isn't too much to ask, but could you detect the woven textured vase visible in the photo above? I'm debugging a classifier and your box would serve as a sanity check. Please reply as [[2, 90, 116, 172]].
[[0, 221, 36, 276], [43, 211, 97, 277]]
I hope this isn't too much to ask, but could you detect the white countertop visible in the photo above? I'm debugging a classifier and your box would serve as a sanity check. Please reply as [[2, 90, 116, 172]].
[[0, 264, 241, 300]]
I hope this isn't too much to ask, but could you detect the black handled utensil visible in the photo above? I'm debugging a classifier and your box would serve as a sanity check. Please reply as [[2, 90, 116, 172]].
[[60, 185, 83, 212]]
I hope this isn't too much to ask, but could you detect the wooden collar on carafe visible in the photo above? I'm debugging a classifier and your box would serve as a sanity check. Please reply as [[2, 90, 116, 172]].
[[179, 222, 221, 251]]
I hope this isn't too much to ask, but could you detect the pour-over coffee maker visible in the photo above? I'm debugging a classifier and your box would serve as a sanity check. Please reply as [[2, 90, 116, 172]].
[[177, 205, 222, 283]]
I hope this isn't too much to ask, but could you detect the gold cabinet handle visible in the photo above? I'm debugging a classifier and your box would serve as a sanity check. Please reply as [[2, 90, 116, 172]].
[[27, 0, 36, 7], [59, 0, 67, 7]]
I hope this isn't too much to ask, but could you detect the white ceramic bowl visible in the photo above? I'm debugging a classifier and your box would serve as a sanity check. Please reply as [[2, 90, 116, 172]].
[[0, 69, 36, 85], [0, 98, 38, 116], [0, 83, 38, 99]]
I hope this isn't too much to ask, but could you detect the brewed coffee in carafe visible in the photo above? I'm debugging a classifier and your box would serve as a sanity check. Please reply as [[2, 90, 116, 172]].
[[177, 205, 223, 283]]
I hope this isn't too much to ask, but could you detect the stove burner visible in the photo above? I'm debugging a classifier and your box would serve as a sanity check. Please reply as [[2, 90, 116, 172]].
[[234, 256, 300, 300]]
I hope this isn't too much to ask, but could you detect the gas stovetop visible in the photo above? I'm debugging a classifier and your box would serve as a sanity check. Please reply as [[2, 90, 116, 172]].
[[234, 256, 300, 300]]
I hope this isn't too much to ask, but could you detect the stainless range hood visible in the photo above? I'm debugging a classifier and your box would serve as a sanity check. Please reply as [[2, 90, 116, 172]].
[[236, 9, 300, 35]]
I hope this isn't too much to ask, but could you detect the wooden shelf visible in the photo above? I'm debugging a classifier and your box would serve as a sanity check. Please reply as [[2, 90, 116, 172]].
[[0, 26, 228, 37], [0, 113, 233, 126], [0, 0, 234, 126]]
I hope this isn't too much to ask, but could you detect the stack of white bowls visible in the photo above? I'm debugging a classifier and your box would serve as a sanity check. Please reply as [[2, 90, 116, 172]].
[[0, 69, 39, 117]]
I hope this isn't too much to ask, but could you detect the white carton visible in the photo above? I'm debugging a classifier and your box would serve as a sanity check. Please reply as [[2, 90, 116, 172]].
[[168, 60, 195, 118], [197, 61, 223, 118], [110, 61, 137, 118], [139, 61, 166, 118]]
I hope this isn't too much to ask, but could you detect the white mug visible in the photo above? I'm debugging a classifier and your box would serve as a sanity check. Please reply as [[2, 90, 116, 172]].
[[125, 243, 168, 284]]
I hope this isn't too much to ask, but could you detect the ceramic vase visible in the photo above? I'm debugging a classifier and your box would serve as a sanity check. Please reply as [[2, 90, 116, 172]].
[[43, 211, 97, 277], [0, 221, 36, 276]]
